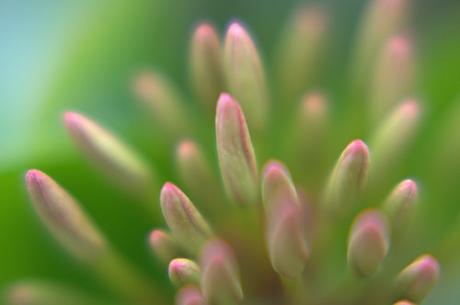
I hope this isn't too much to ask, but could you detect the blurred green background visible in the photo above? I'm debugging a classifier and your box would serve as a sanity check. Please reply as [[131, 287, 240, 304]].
[[1, 0, 460, 303]]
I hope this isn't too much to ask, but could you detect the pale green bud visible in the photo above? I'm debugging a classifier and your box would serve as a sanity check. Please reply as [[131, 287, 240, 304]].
[[169, 258, 201, 287]]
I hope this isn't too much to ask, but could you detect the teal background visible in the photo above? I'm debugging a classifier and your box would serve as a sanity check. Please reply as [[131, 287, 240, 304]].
[[1, 0, 460, 303]]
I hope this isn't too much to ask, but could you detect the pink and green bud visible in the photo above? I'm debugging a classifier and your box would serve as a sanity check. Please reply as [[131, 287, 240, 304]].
[[261, 161, 308, 278], [169, 258, 201, 287], [393, 301, 416, 305], [323, 140, 369, 214], [160, 183, 213, 254], [216, 93, 258, 205], [276, 5, 328, 101], [347, 210, 389, 277], [149, 229, 181, 263], [176, 286, 205, 305], [134, 71, 189, 136], [190, 23, 224, 112], [200, 239, 243, 305], [370, 99, 421, 180], [64, 112, 155, 197], [223, 22, 268, 131], [25, 170, 108, 263], [383, 179, 418, 234], [370, 36, 414, 122], [176, 140, 218, 208], [394, 255, 440, 303]]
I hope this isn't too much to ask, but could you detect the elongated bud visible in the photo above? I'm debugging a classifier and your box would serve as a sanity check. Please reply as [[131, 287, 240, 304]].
[[64, 112, 154, 196], [149, 229, 181, 263], [176, 140, 218, 208], [223, 22, 268, 130], [160, 183, 213, 254], [370, 36, 414, 122], [176, 286, 205, 305], [394, 255, 440, 303], [393, 301, 416, 305], [323, 140, 369, 214], [277, 6, 328, 102], [261, 161, 308, 277], [25, 170, 107, 263], [370, 100, 421, 181], [5, 281, 113, 305], [347, 210, 389, 277], [201, 240, 243, 305], [169, 258, 201, 287], [134, 71, 189, 136], [190, 23, 224, 111], [352, 0, 410, 86], [216, 93, 258, 205], [383, 179, 418, 233]]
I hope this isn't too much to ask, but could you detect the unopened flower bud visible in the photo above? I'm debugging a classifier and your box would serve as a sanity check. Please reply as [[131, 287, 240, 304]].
[[149, 229, 181, 263], [176, 286, 205, 305], [347, 210, 389, 277], [190, 23, 224, 112], [64, 112, 155, 197], [394, 255, 440, 303], [323, 140, 369, 214], [262, 161, 308, 278], [393, 301, 416, 305], [216, 93, 258, 205], [383, 179, 418, 234], [25, 170, 107, 263], [224, 22, 268, 130], [201, 239, 243, 305], [160, 183, 213, 254], [169, 258, 201, 287]]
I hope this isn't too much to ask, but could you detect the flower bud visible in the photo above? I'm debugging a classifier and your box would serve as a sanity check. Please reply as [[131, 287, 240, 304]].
[[190, 23, 224, 112], [25, 170, 107, 263], [370, 36, 414, 122], [277, 5, 328, 102], [201, 239, 243, 305], [393, 301, 416, 305], [394, 255, 440, 303], [176, 286, 205, 305], [169, 258, 201, 287], [216, 93, 258, 205], [370, 100, 421, 181], [383, 179, 418, 234], [261, 161, 308, 278], [148, 229, 180, 263], [176, 140, 218, 208], [347, 210, 389, 277], [134, 71, 189, 136], [223, 22, 268, 130], [323, 140, 369, 214], [160, 183, 213, 254], [64, 112, 154, 196]]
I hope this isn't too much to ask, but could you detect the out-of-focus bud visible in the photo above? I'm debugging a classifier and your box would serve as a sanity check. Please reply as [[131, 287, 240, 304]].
[[323, 140, 369, 214], [394, 255, 440, 303], [383, 179, 418, 234], [370, 99, 421, 181], [148, 229, 181, 263], [169, 258, 201, 287], [190, 23, 224, 112], [201, 239, 243, 305], [261, 161, 308, 278], [393, 301, 416, 305], [64, 112, 155, 197], [176, 286, 205, 305], [5, 281, 114, 305], [347, 210, 389, 277], [352, 0, 410, 91], [216, 93, 258, 205], [176, 140, 219, 209], [134, 71, 189, 136], [370, 36, 414, 122], [223, 22, 268, 131], [276, 6, 328, 102], [160, 183, 213, 254], [25, 170, 108, 263]]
